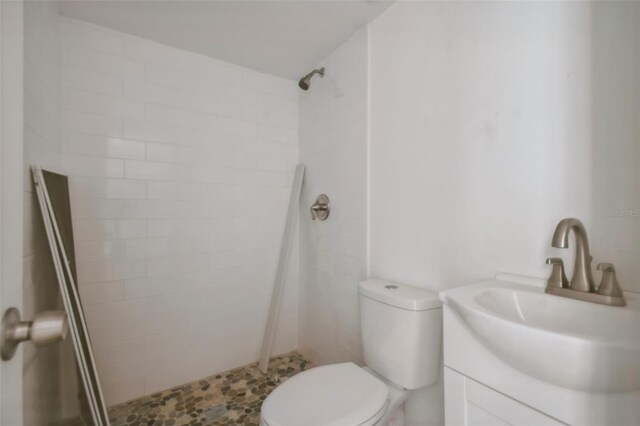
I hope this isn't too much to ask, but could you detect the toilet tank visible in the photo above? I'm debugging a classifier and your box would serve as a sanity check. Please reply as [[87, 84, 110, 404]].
[[359, 279, 442, 390]]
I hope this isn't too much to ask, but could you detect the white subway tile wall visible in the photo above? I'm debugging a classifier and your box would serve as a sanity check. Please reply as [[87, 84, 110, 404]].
[[298, 29, 368, 366], [54, 17, 299, 405]]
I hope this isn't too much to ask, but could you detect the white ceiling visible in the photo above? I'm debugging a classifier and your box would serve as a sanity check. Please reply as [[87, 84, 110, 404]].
[[57, 0, 394, 80]]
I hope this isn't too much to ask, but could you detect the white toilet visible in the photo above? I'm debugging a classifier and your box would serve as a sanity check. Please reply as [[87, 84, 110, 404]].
[[261, 279, 442, 426]]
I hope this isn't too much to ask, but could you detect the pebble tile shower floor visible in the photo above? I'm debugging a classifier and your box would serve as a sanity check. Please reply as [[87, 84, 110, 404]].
[[86, 352, 310, 426]]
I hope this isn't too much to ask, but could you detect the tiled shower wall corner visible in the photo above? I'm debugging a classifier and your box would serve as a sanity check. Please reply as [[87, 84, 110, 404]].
[[58, 17, 301, 405], [298, 28, 368, 367], [23, 2, 80, 424]]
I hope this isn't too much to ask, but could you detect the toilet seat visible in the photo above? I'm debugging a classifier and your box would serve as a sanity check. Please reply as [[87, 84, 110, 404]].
[[261, 362, 389, 426]]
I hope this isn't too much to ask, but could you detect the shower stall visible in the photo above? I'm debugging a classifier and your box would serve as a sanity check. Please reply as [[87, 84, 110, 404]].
[[19, 13, 303, 426], [1, 1, 374, 424]]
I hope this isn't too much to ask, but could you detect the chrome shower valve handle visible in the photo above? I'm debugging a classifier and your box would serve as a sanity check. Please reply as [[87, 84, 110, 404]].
[[310, 194, 330, 221]]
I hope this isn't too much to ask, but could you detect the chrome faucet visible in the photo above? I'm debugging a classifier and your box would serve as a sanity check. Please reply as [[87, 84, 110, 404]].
[[545, 218, 625, 306]]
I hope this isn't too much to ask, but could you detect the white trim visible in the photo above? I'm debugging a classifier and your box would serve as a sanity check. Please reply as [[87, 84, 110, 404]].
[[0, 1, 24, 424], [366, 23, 372, 277], [1, 4, 3, 421]]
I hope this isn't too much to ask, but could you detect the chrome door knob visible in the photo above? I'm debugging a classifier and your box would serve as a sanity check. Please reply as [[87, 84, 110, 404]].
[[1, 307, 68, 361]]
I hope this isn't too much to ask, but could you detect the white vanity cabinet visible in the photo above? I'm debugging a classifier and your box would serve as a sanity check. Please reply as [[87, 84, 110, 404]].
[[441, 274, 640, 426]]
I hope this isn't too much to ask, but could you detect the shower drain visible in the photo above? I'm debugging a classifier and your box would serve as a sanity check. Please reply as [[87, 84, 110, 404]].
[[202, 404, 227, 421]]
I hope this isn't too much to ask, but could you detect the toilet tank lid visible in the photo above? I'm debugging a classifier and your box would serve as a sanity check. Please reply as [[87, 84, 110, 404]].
[[359, 279, 442, 311]]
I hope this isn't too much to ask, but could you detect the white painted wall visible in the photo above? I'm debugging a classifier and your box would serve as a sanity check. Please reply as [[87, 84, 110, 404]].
[[54, 17, 301, 405], [368, 2, 638, 422], [590, 1, 640, 294], [298, 28, 368, 367], [370, 0, 638, 293]]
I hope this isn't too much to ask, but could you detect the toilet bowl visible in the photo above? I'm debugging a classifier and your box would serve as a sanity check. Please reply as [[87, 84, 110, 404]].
[[260, 363, 411, 426], [261, 279, 442, 426]]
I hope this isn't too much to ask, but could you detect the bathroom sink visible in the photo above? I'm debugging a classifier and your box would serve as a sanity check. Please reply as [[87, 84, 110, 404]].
[[441, 277, 640, 392]]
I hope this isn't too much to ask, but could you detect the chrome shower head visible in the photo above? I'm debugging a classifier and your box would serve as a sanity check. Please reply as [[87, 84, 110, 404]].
[[298, 67, 325, 91]]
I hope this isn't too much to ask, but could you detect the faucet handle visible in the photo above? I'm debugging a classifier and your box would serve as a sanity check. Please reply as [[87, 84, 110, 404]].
[[597, 263, 624, 297], [546, 257, 569, 289]]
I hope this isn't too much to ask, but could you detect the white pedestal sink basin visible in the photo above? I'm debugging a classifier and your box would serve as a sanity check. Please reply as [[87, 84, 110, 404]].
[[442, 276, 640, 393]]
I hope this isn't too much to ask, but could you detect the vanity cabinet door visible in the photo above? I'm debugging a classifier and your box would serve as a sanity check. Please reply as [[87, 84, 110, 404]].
[[444, 368, 565, 426]]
